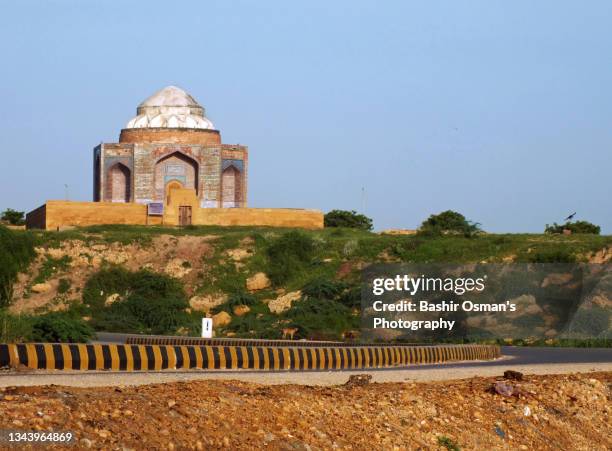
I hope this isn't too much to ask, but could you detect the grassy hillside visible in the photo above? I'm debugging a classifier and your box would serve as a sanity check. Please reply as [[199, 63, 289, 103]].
[[1, 224, 610, 343]]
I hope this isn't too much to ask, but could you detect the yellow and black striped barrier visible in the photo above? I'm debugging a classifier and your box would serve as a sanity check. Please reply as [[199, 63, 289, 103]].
[[0, 343, 499, 371], [125, 335, 341, 348]]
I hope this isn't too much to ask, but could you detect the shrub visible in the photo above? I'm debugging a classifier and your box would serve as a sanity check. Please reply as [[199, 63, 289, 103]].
[[0, 226, 36, 307], [227, 292, 258, 307], [0, 310, 34, 342], [57, 278, 71, 294], [437, 435, 461, 451], [266, 231, 316, 284], [116, 295, 190, 335], [567, 306, 610, 337], [324, 210, 373, 231], [82, 267, 191, 334], [337, 285, 361, 308], [214, 292, 258, 314], [284, 299, 355, 340], [302, 278, 346, 300], [419, 210, 481, 237], [30, 312, 94, 343], [1, 208, 25, 226], [545, 221, 600, 235], [527, 249, 576, 263]]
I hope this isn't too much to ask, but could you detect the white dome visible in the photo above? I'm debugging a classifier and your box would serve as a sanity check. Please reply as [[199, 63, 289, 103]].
[[125, 85, 215, 130]]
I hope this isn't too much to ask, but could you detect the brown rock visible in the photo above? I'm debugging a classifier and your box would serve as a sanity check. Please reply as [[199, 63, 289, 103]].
[[104, 293, 121, 306], [189, 294, 227, 313], [233, 305, 251, 316], [246, 272, 271, 291], [268, 291, 302, 314], [31, 283, 52, 293], [164, 258, 192, 278], [212, 311, 232, 328], [503, 370, 524, 381]]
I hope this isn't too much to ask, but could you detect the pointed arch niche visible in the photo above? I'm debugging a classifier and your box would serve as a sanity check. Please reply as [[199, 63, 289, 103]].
[[106, 163, 131, 203]]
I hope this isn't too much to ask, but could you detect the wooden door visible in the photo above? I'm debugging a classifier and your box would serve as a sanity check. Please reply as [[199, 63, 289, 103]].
[[179, 206, 192, 226]]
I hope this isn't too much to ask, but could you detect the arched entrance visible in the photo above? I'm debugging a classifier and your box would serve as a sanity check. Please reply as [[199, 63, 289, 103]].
[[221, 165, 242, 208], [165, 180, 183, 205], [106, 163, 131, 203], [154, 151, 198, 203]]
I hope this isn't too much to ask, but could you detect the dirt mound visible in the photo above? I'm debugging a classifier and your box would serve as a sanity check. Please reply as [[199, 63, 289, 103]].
[[0, 372, 609, 450]]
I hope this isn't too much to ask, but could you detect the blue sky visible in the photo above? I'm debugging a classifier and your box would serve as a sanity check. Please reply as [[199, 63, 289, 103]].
[[1, 1, 610, 232]]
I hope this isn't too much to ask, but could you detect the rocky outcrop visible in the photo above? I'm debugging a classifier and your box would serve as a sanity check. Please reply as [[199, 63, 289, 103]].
[[104, 293, 121, 307], [188, 294, 227, 313], [267, 291, 302, 314], [30, 283, 52, 294], [164, 259, 192, 279], [212, 311, 231, 328], [246, 273, 271, 291], [233, 305, 251, 317]]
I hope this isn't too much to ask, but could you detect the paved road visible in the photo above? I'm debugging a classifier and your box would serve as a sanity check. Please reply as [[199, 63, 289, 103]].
[[0, 346, 609, 387]]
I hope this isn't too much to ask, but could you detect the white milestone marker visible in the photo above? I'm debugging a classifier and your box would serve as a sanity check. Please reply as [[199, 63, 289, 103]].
[[202, 318, 213, 338]]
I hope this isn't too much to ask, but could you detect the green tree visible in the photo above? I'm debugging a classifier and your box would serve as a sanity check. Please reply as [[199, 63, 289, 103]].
[[419, 210, 481, 237], [324, 210, 373, 231], [545, 221, 600, 235], [1, 209, 25, 226]]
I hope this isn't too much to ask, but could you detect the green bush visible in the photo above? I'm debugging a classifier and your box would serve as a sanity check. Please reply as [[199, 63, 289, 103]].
[[30, 312, 94, 343], [419, 210, 481, 237], [57, 278, 71, 294], [227, 292, 258, 307], [82, 267, 192, 334], [437, 435, 461, 451], [302, 278, 346, 300], [266, 231, 316, 285], [1, 208, 25, 226], [324, 210, 373, 231], [527, 248, 576, 263], [284, 299, 355, 340], [0, 226, 36, 307], [213, 292, 258, 314], [337, 285, 362, 308], [0, 310, 35, 342], [545, 221, 601, 235]]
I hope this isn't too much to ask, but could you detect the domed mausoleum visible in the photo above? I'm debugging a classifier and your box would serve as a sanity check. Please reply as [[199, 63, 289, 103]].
[[94, 86, 247, 210], [26, 86, 322, 230]]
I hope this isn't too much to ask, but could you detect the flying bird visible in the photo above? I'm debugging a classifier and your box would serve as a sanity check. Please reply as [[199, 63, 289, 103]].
[[564, 212, 576, 221]]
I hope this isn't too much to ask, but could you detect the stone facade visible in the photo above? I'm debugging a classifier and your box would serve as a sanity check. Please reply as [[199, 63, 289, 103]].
[[93, 86, 248, 209]]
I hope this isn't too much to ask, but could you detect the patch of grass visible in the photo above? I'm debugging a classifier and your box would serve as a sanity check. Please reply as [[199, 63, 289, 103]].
[[57, 278, 71, 294], [33, 255, 72, 284], [302, 278, 346, 300], [437, 435, 461, 451], [266, 231, 316, 285], [0, 226, 36, 307], [213, 292, 258, 314], [0, 309, 35, 342]]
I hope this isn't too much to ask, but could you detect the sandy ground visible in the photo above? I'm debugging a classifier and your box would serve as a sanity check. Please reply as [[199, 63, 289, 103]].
[[0, 371, 609, 450]]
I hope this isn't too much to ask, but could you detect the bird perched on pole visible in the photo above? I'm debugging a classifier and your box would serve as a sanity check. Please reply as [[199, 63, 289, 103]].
[[564, 212, 576, 221]]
